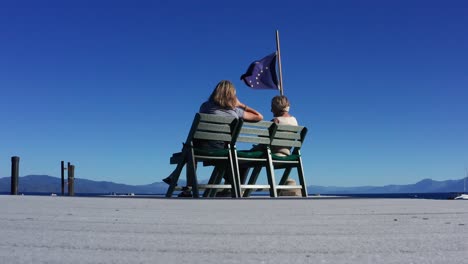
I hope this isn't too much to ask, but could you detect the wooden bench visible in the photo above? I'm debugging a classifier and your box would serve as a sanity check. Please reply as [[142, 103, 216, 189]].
[[165, 113, 308, 198], [267, 123, 308, 197], [234, 121, 308, 197], [165, 113, 241, 198], [231, 120, 277, 197]]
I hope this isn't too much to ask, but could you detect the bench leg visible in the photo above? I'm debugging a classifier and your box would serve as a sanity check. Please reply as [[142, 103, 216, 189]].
[[278, 167, 293, 186], [242, 166, 262, 198], [265, 149, 278, 198], [165, 159, 187, 198], [186, 151, 199, 198], [297, 157, 308, 197], [203, 165, 224, 197], [210, 166, 226, 197], [228, 156, 240, 198]]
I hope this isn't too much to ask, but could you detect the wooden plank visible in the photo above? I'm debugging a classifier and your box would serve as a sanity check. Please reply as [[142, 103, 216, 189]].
[[174, 184, 232, 190], [195, 155, 230, 160], [276, 124, 304, 132], [274, 131, 301, 140], [237, 136, 270, 144], [271, 139, 301, 147], [276, 185, 303, 189], [198, 184, 232, 189], [242, 120, 273, 128], [239, 127, 270, 137], [199, 113, 236, 124], [240, 184, 271, 189], [198, 122, 232, 133], [237, 157, 269, 162], [193, 131, 232, 141]]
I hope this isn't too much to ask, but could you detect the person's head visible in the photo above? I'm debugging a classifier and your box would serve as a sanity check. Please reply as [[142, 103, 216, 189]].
[[271, 95, 290, 116], [209, 80, 238, 109]]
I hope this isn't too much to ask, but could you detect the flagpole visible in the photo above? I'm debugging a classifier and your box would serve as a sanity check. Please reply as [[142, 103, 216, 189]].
[[275, 30, 284, 96]]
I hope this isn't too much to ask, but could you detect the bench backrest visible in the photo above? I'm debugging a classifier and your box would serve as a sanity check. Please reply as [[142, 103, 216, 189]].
[[185, 113, 240, 146], [183, 114, 307, 153], [270, 124, 307, 154], [236, 120, 275, 146]]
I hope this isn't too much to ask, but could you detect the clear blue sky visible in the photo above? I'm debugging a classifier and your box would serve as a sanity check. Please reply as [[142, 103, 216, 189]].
[[1, 0, 467, 187]]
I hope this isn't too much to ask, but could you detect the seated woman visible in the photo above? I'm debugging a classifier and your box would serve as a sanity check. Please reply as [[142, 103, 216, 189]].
[[163, 80, 263, 193], [239, 95, 299, 185], [197, 80, 263, 149], [270, 95, 298, 156]]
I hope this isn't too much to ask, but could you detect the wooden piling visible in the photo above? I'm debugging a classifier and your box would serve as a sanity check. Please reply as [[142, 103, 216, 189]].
[[68, 164, 75, 196], [11, 156, 20, 195], [67, 162, 70, 195], [61, 161, 65, 196]]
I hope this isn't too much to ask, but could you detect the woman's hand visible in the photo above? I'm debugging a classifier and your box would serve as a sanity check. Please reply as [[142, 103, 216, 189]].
[[235, 99, 246, 110], [236, 98, 263, 121]]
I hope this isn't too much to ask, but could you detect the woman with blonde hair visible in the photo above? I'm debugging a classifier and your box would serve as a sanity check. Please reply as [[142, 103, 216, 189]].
[[199, 80, 263, 122], [163, 80, 263, 189], [197, 80, 263, 149]]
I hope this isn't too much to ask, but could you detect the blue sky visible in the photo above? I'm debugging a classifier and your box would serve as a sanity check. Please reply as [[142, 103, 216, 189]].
[[1, 0, 467, 187]]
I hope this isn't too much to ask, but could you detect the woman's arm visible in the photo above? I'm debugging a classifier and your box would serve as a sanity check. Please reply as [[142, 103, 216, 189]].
[[237, 100, 263, 121]]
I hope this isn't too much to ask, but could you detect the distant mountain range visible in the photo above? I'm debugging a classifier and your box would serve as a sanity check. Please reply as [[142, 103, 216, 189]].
[[309, 178, 466, 194], [0, 175, 169, 194], [0, 175, 466, 194]]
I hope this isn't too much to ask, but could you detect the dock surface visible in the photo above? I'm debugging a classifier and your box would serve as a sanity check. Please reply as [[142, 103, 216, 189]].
[[1, 196, 467, 263]]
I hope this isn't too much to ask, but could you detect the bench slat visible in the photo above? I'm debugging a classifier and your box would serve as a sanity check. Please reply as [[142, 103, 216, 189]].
[[239, 127, 270, 137], [194, 131, 233, 142], [274, 131, 301, 140], [198, 184, 232, 189], [237, 136, 270, 144], [271, 139, 301, 147], [198, 122, 232, 133], [195, 155, 230, 160], [240, 184, 271, 189], [276, 185, 302, 189], [242, 121, 273, 128], [175, 184, 232, 190], [276, 124, 304, 132], [199, 113, 237, 124]]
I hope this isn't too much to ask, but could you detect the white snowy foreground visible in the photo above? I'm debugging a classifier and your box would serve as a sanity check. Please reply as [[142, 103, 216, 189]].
[[0, 196, 467, 264]]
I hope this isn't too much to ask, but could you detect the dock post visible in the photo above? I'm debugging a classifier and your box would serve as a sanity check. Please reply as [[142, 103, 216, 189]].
[[67, 162, 70, 195], [11, 156, 20, 195], [68, 164, 75, 196], [61, 161, 65, 196]]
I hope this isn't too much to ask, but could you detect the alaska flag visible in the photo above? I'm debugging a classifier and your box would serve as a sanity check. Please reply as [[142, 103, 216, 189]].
[[241, 52, 279, 90]]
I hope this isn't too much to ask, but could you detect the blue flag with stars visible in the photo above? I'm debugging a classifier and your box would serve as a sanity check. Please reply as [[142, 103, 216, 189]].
[[241, 52, 279, 90]]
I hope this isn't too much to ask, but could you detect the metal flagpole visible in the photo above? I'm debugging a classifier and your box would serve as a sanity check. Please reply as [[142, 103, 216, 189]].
[[275, 30, 284, 96]]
